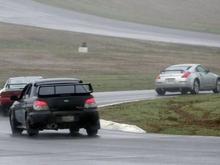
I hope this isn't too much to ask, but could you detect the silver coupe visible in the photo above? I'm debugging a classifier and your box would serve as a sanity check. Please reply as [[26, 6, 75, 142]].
[[155, 64, 220, 95]]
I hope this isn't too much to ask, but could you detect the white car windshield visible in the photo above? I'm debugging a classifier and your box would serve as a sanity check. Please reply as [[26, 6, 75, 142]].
[[7, 77, 42, 89]]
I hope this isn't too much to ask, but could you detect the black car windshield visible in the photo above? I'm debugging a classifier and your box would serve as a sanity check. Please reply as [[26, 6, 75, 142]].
[[38, 84, 92, 96]]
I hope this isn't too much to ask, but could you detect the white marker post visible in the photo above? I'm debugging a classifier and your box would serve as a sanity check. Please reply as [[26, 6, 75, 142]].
[[78, 42, 88, 53]]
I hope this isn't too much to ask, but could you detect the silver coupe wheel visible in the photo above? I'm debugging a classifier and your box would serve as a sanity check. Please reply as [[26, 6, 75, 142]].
[[213, 79, 220, 93], [191, 80, 199, 94]]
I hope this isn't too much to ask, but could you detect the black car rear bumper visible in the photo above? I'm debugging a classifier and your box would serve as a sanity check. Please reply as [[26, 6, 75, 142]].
[[28, 109, 100, 130]]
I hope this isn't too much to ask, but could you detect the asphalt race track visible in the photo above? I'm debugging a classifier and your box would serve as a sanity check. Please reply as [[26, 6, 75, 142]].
[[1, 0, 220, 47], [94, 90, 157, 107], [0, 90, 220, 165]]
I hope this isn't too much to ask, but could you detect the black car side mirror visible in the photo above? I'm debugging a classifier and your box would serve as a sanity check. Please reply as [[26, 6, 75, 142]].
[[10, 95, 19, 101]]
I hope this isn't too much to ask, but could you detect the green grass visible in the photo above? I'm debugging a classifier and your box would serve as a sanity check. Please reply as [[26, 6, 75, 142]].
[[0, 23, 220, 91], [99, 94, 220, 136], [34, 0, 220, 34]]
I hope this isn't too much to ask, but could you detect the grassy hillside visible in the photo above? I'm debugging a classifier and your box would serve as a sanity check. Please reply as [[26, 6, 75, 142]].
[[0, 23, 220, 91], [34, 0, 220, 34], [100, 94, 220, 136]]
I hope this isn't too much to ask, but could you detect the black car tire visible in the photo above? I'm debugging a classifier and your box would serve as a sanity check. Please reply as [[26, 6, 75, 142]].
[[191, 80, 200, 94], [213, 79, 220, 93], [26, 117, 39, 137], [2, 106, 9, 116], [0, 106, 3, 115], [86, 128, 98, 137], [9, 110, 23, 135], [155, 88, 166, 96], [69, 127, 79, 136], [27, 129, 39, 137]]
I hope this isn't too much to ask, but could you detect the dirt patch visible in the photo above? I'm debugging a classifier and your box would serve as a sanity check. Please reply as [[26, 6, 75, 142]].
[[168, 100, 220, 129]]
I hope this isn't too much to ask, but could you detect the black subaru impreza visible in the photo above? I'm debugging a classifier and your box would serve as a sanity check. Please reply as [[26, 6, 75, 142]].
[[9, 78, 100, 137]]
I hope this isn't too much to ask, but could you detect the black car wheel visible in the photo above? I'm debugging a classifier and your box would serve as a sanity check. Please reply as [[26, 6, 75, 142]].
[[26, 117, 39, 137], [86, 128, 98, 137], [27, 129, 39, 137], [2, 106, 9, 116], [191, 80, 200, 94], [156, 88, 166, 96], [0, 106, 2, 115], [69, 127, 79, 136], [213, 79, 220, 93], [9, 110, 23, 135]]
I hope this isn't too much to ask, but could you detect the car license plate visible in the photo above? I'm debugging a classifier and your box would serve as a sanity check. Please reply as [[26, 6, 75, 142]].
[[166, 78, 175, 83], [61, 116, 74, 122]]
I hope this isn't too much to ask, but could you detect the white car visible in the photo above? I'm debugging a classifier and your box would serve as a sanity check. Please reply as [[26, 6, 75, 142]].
[[155, 64, 220, 95]]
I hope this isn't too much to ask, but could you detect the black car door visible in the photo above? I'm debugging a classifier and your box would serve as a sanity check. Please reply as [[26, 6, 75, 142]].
[[14, 84, 32, 126]]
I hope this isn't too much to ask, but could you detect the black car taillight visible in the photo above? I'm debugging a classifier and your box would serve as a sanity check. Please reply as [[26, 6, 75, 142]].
[[84, 98, 97, 109], [33, 100, 49, 111]]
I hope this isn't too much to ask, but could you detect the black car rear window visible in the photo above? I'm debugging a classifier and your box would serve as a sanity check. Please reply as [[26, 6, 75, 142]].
[[38, 86, 54, 95], [38, 84, 92, 96]]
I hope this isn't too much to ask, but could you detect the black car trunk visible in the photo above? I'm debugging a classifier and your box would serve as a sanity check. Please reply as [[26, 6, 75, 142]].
[[36, 83, 94, 111], [41, 95, 92, 111]]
